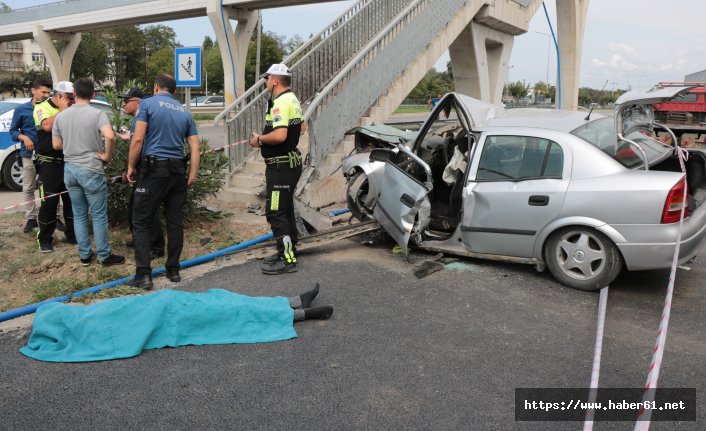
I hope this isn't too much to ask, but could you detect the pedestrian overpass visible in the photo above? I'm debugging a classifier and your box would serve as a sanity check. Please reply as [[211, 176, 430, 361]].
[[0, 0, 590, 209]]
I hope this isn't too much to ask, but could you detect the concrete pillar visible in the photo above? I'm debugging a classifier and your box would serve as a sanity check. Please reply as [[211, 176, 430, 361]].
[[449, 21, 513, 104], [206, 1, 257, 105], [32, 26, 81, 83], [556, 0, 590, 111]]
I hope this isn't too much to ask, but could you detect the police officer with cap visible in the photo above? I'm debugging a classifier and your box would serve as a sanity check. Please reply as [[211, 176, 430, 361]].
[[250, 64, 304, 275], [126, 74, 200, 289]]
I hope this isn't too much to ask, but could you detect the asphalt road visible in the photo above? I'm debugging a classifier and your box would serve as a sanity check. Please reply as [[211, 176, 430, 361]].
[[0, 235, 704, 430]]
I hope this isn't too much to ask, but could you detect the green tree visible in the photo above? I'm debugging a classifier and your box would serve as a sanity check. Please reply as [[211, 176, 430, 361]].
[[204, 44, 224, 94], [245, 31, 286, 88], [405, 69, 454, 102], [507, 80, 529, 99], [142, 24, 178, 56], [0, 2, 11, 12], [146, 46, 174, 83], [71, 31, 110, 83], [105, 26, 147, 89], [202, 36, 214, 50]]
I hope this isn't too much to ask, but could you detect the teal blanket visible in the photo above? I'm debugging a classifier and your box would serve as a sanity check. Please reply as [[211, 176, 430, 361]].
[[20, 289, 297, 362]]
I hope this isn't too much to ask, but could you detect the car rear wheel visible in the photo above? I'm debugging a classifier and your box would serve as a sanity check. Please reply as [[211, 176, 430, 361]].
[[544, 227, 622, 291], [2, 151, 23, 192], [346, 171, 375, 221]]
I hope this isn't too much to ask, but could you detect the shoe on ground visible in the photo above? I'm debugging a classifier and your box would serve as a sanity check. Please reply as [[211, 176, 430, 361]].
[[262, 259, 297, 275], [64, 236, 77, 245], [263, 252, 280, 263], [165, 269, 181, 282], [56, 218, 65, 232], [23, 219, 38, 234], [127, 274, 153, 290], [80, 251, 95, 267], [99, 254, 125, 267], [38, 242, 53, 253], [151, 248, 165, 259]]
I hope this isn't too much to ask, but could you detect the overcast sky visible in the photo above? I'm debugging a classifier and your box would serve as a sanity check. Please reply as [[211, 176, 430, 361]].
[[7, 0, 706, 91]]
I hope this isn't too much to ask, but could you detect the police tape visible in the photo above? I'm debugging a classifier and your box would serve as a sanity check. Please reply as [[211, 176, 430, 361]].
[[2, 141, 250, 213], [633, 148, 690, 431], [582, 286, 609, 431]]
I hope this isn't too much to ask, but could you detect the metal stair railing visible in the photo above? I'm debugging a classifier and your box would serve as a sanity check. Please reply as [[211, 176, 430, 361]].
[[215, 0, 413, 173], [304, 0, 471, 166]]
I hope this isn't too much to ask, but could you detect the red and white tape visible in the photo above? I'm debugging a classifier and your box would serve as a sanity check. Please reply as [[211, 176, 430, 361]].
[[634, 148, 690, 430], [583, 286, 609, 431], [0, 190, 69, 213]]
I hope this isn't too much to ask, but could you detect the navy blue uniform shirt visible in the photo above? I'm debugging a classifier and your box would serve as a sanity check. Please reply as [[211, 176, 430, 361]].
[[135, 93, 197, 160]]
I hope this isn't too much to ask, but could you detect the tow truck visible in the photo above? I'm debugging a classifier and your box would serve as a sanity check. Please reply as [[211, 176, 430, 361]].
[[652, 82, 706, 148]]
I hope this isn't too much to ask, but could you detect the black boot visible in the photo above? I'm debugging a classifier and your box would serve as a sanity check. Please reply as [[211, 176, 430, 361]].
[[128, 274, 153, 290]]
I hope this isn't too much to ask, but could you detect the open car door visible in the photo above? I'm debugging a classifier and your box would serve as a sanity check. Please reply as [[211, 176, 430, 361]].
[[370, 144, 433, 248]]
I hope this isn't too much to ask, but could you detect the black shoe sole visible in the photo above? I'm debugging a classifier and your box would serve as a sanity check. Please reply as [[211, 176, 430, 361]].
[[262, 266, 298, 275], [166, 274, 181, 282]]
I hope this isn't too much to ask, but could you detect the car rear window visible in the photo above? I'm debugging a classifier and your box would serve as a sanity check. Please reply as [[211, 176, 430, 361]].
[[570, 117, 671, 169]]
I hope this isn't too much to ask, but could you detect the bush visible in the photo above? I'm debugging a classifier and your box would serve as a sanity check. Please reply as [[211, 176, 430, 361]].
[[103, 82, 228, 225]]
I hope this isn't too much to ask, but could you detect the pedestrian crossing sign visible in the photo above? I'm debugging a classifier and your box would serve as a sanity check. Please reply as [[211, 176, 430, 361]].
[[175, 47, 202, 87]]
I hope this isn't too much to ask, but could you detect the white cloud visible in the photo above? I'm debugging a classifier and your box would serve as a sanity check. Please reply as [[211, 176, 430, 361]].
[[591, 58, 606, 66], [607, 42, 635, 54]]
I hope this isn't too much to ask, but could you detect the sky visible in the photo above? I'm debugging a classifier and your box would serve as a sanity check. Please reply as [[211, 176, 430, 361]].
[[6, 0, 706, 91]]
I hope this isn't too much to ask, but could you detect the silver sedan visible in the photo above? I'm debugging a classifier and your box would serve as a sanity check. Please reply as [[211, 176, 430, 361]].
[[342, 89, 706, 291]]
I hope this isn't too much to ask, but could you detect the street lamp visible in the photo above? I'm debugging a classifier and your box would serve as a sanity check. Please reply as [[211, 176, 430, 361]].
[[204, 68, 208, 96], [535, 31, 551, 86]]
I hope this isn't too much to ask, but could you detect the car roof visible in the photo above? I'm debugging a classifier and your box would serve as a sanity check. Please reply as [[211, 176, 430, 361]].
[[481, 108, 608, 133]]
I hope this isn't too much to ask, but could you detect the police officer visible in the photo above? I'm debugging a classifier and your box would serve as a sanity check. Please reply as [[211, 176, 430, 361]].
[[250, 64, 303, 275], [33, 81, 76, 252], [117, 87, 165, 257], [126, 74, 200, 289]]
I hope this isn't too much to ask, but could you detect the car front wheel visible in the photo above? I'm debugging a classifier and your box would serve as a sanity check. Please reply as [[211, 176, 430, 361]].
[[346, 171, 375, 221], [2, 151, 23, 192], [544, 227, 622, 291]]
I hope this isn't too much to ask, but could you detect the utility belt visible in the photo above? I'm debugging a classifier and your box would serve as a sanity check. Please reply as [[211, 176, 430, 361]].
[[32, 154, 63, 165], [140, 155, 187, 177], [264, 150, 302, 168]]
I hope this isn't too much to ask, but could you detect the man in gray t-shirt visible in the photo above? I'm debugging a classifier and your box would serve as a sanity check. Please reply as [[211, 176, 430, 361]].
[[52, 78, 124, 267]]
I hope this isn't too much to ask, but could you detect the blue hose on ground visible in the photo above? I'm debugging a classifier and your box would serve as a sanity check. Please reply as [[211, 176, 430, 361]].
[[0, 208, 352, 323]]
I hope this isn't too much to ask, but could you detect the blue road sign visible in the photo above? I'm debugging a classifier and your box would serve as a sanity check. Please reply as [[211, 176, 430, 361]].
[[174, 47, 202, 87]]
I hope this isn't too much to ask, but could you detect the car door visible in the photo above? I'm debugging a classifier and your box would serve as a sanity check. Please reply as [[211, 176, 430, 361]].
[[370, 145, 433, 248], [461, 133, 570, 258]]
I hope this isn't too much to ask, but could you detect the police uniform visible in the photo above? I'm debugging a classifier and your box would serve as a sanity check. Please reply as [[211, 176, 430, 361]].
[[131, 93, 197, 278], [261, 90, 303, 270], [33, 98, 75, 249]]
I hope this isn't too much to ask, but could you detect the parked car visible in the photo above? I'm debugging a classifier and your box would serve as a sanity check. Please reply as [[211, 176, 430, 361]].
[[189, 95, 224, 107], [0, 98, 112, 191], [342, 89, 706, 291]]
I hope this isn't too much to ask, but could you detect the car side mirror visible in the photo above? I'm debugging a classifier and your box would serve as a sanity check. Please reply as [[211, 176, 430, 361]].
[[369, 148, 394, 163]]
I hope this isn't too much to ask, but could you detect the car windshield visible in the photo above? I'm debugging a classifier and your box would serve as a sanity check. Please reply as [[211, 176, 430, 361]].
[[570, 116, 672, 168], [0, 102, 20, 115], [191, 96, 208, 104]]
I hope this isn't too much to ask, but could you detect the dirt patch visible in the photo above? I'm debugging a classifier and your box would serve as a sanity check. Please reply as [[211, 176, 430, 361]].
[[0, 203, 271, 313]]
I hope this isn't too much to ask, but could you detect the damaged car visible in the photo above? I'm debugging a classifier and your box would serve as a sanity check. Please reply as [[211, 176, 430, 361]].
[[342, 88, 706, 291]]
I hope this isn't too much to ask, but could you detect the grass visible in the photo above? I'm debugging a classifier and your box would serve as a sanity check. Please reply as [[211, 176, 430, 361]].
[[193, 113, 217, 121], [31, 277, 93, 303], [0, 253, 42, 280], [394, 105, 430, 114], [72, 286, 146, 304]]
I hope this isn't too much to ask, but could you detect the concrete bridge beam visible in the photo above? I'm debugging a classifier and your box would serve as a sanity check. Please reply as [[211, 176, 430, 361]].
[[556, 0, 589, 111], [32, 26, 81, 83], [207, 1, 257, 105], [449, 21, 513, 105]]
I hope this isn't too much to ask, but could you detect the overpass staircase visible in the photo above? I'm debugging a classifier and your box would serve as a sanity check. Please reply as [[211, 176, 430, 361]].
[[216, 0, 501, 210]]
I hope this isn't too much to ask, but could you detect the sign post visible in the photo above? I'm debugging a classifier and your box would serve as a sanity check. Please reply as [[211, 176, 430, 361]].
[[174, 47, 202, 112]]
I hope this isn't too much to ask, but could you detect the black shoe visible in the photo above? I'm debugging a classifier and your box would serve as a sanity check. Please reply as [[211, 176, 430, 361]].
[[23, 219, 38, 234], [38, 242, 53, 253], [165, 269, 181, 282], [262, 259, 297, 275], [64, 236, 77, 245], [304, 306, 334, 320], [127, 274, 153, 290], [263, 252, 280, 263], [99, 254, 125, 267], [151, 248, 165, 259], [80, 251, 95, 267], [56, 218, 65, 232]]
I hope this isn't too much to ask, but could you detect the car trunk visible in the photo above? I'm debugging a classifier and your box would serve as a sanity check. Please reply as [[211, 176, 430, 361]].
[[651, 149, 706, 211]]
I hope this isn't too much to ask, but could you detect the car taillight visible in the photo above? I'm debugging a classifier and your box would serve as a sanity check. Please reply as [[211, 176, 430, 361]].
[[661, 179, 688, 224]]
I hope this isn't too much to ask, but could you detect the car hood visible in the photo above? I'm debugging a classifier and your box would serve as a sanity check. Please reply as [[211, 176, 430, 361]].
[[455, 94, 504, 130], [614, 85, 694, 136], [346, 124, 418, 146]]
